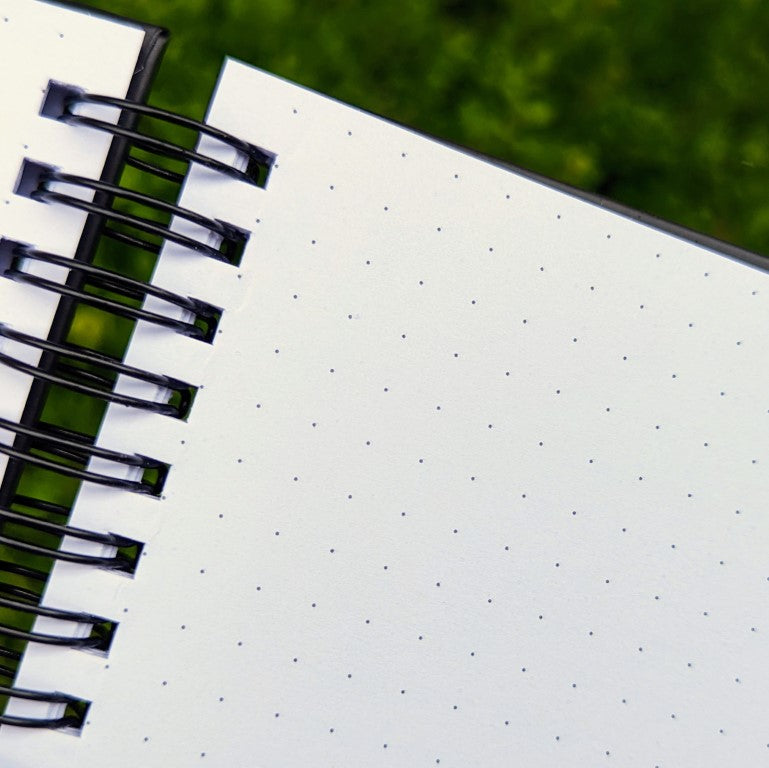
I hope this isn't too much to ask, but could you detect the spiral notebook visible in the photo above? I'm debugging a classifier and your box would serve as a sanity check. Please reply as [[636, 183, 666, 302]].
[[2, 1, 769, 766]]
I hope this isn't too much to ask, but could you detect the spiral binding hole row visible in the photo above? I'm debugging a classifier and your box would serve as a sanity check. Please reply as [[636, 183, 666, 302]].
[[0, 84, 267, 730]]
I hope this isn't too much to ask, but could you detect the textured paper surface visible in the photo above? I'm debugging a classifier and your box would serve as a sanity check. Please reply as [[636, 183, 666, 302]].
[[7, 57, 769, 767]]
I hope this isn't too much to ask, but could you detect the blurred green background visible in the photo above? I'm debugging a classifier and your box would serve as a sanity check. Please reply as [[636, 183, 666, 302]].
[[83, 0, 769, 256], [1, 0, 768, 719]]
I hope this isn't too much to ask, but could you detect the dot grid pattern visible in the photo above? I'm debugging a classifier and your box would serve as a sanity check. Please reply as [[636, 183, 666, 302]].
[[7, 59, 769, 768]]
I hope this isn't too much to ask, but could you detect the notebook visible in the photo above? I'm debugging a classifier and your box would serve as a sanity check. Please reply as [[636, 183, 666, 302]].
[[1, 2, 769, 766]]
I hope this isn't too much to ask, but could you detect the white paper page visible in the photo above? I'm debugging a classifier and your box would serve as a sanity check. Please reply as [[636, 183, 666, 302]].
[[0, 0, 147, 760], [0, 0, 145, 484], [8, 58, 769, 767]]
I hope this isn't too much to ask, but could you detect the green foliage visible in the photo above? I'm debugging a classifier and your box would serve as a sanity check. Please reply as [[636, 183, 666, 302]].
[[85, 0, 769, 255]]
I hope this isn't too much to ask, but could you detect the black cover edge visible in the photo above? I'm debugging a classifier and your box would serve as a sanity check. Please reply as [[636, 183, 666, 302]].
[[342, 91, 769, 274], [478, 151, 769, 274], [0, 9, 169, 507]]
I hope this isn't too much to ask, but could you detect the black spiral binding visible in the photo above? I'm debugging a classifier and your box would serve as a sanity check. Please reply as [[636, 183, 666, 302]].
[[0, 80, 273, 730]]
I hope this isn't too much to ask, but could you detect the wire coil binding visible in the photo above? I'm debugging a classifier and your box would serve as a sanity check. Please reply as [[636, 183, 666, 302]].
[[0, 83, 270, 729]]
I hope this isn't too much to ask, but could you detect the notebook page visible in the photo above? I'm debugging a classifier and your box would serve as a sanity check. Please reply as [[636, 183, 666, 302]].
[[0, 0, 149, 758], [12, 57, 769, 767], [0, 0, 145, 489]]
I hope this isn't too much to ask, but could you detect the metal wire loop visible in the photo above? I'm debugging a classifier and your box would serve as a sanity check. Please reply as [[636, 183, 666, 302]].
[[0, 687, 89, 729], [0, 323, 196, 419], [0, 506, 140, 572], [7, 243, 220, 341], [32, 168, 248, 265], [0, 418, 168, 496], [69, 91, 274, 184]]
